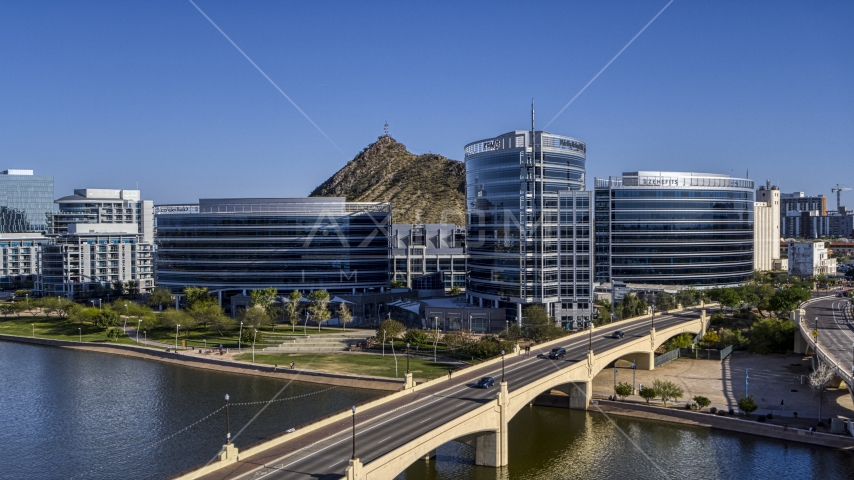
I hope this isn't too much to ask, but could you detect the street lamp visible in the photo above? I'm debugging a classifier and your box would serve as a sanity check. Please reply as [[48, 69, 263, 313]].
[[31, 323, 34, 337], [175, 324, 180, 350], [137, 319, 142, 343], [815, 316, 819, 347], [144, 331, 147, 343], [406, 342, 410, 374], [745, 368, 750, 397], [351, 406, 357, 460], [252, 329, 258, 363], [78, 327, 82, 342], [501, 349, 505, 382], [588, 319, 593, 351], [382, 330, 386, 357], [225, 394, 231, 444], [632, 361, 637, 394], [238, 321, 243, 352]]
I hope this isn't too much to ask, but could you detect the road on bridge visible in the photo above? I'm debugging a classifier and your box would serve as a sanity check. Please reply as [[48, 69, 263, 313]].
[[803, 294, 854, 378], [195, 308, 706, 480]]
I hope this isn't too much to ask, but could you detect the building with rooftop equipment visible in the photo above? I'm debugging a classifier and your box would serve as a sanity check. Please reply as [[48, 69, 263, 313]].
[[788, 241, 837, 278], [754, 182, 781, 271], [0, 169, 54, 233], [391, 224, 465, 292]]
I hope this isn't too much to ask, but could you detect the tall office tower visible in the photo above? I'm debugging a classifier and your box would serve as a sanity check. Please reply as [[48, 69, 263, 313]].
[[595, 171, 755, 288], [754, 183, 781, 271], [465, 129, 593, 328], [0, 169, 54, 233]]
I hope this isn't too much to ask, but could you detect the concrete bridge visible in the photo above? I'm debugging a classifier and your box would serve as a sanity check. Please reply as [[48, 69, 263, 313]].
[[794, 296, 854, 404], [178, 307, 710, 480]]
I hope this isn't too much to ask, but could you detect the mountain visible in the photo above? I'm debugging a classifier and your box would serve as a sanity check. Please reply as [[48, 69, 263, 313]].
[[309, 135, 466, 225]]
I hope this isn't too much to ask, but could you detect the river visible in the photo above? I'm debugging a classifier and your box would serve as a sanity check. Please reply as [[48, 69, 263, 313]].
[[3, 341, 853, 480]]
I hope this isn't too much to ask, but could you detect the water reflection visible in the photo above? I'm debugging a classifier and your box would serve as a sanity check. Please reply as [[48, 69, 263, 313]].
[[0, 341, 385, 480]]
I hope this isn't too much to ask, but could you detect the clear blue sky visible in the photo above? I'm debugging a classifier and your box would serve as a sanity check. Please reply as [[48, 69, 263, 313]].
[[1, 1, 851, 206]]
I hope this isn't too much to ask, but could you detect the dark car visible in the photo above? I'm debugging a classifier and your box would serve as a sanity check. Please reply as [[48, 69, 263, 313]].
[[476, 376, 495, 388], [611, 331, 625, 339], [548, 347, 566, 359]]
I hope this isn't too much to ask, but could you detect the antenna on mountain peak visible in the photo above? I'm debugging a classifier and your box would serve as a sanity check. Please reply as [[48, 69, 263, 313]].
[[384, 121, 389, 137]]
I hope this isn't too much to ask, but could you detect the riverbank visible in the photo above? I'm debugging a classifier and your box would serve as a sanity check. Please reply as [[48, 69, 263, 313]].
[[590, 399, 854, 450], [0, 333, 403, 391]]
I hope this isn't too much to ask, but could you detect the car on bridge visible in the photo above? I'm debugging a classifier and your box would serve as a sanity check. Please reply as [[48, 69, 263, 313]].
[[475, 376, 495, 388], [611, 331, 625, 339], [548, 347, 566, 359]]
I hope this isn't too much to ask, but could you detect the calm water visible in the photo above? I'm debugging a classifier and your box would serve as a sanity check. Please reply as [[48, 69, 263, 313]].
[[0, 341, 385, 480], [4, 341, 854, 480]]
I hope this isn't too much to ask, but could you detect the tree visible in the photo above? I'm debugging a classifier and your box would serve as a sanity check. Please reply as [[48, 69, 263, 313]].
[[250, 287, 278, 313], [71, 306, 101, 325], [56, 298, 78, 320], [693, 395, 711, 411], [676, 288, 700, 308], [126, 280, 140, 296], [769, 287, 811, 313], [639, 385, 658, 405], [616, 293, 647, 319], [523, 304, 563, 343], [377, 318, 405, 341], [403, 329, 430, 347], [338, 302, 352, 331], [184, 286, 214, 308], [187, 303, 226, 331], [308, 290, 331, 332], [749, 318, 796, 354], [710, 288, 741, 312], [159, 308, 191, 331], [237, 306, 268, 330], [106, 326, 123, 341], [652, 379, 683, 407], [267, 305, 283, 330], [240, 326, 263, 345], [614, 382, 633, 401], [390, 279, 405, 289], [147, 287, 173, 310], [93, 310, 121, 329], [664, 332, 695, 351], [738, 394, 758, 416], [111, 280, 126, 296], [210, 313, 237, 336], [449, 285, 461, 296], [285, 290, 302, 332], [655, 292, 677, 311], [809, 363, 835, 421], [596, 299, 612, 324]]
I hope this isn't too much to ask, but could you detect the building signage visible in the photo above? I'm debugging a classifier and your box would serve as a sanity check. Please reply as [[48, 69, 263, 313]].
[[155, 205, 200, 214], [482, 139, 501, 151], [641, 178, 679, 186], [558, 139, 586, 153]]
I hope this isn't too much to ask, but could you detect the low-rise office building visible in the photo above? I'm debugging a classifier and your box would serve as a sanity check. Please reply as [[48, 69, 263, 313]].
[[788, 241, 837, 278], [0, 169, 54, 233], [154, 198, 391, 302], [391, 224, 465, 291]]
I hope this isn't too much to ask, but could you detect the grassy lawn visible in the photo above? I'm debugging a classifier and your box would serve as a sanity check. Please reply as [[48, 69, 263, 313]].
[[265, 327, 373, 335], [233, 352, 457, 380], [0, 315, 152, 347]]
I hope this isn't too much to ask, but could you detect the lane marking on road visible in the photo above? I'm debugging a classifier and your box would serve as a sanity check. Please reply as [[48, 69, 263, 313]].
[[377, 436, 391, 443], [418, 417, 431, 424]]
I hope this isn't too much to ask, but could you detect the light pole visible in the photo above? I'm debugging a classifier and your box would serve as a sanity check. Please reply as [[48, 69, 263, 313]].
[[815, 316, 819, 347], [651, 300, 656, 329], [406, 343, 410, 374], [31, 323, 34, 337], [382, 330, 386, 357], [225, 394, 231, 444], [391, 339, 398, 377], [175, 324, 180, 350], [238, 321, 243, 352], [614, 366, 618, 391], [632, 361, 637, 394], [252, 329, 258, 363], [351, 406, 357, 460], [501, 349, 505, 382], [745, 368, 750, 397], [79, 327, 82, 342], [588, 319, 592, 351], [144, 331, 147, 343], [137, 319, 141, 343]]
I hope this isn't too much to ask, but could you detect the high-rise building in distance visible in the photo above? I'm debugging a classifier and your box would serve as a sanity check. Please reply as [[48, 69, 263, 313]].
[[0, 169, 54, 233]]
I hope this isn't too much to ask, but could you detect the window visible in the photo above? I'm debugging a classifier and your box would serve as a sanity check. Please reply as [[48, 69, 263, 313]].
[[426, 259, 438, 271], [395, 259, 407, 271], [409, 258, 423, 273], [452, 258, 465, 271]]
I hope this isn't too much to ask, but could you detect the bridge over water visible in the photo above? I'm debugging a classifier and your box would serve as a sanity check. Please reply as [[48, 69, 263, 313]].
[[795, 295, 854, 404], [176, 307, 711, 480]]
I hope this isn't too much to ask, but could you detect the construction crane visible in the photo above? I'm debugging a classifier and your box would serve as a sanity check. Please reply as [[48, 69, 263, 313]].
[[831, 183, 851, 211]]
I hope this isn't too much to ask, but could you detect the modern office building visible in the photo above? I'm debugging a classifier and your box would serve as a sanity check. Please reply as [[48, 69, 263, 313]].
[[154, 198, 391, 301], [0, 169, 54, 233], [781, 210, 854, 239], [781, 192, 826, 216], [464, 129, 593, 327], [49, 189, 154, 243], [594, 171, 754, 288], [788, 241, 836, 278], [391, 224, 465, 291], [754, 183, 781, 271], [0, 233, 50, 287]]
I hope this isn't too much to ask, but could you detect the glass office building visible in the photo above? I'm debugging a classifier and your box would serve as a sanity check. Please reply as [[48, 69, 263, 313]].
[[0, 170, 54, 233], [595, 171, 754, 287], [465, 130, 593, 326], [155, 198, 391, 295]]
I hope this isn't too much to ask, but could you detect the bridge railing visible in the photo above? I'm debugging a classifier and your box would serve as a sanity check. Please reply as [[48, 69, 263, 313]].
[[798, 298, 854, 387]]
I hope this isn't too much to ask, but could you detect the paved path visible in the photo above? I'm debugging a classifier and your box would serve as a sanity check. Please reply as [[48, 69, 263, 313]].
[[192, 308, 707, 480]]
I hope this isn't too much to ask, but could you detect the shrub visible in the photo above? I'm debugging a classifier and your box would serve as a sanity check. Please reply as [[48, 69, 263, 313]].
[[728, 409, 735, 415], [767, 413, 773, 420], [639, 386, 658, 405], [376, 318, 405, 340], [749, 318, 796, 354], [817, 421, 825, 427], [403, 329, 430, 347], [461, 336, 515, 359], [685, 403, 693, 410], [717, 410, 726, 416], [738, 394, 757, 416], [105, 326, 123, 341], [614, 382, 633, 400], [709, 407, 718, 414], [652, 379, 684, 407], [693, 396, 711, 411], [663, 332, 694, 351], [757, 415, 767, 422]]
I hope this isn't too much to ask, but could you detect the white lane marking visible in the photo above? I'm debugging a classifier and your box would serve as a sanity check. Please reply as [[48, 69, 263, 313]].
[[378, 436, 391, 443], [418, 417, 431, 424]]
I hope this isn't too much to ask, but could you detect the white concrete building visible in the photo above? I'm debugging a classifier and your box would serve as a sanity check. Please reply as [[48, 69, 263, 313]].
[[788, 241, 837, 278], [0, 233, 50, 287], [754, 184, 781, 271], [391, 224, 465, 291]]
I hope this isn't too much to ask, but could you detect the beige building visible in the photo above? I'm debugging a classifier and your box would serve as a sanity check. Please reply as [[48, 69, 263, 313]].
[[754, 184, 781, 271]]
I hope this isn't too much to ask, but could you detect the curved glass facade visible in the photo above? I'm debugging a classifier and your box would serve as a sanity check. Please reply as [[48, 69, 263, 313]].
[[595, 172, 754, 287], [155, 198, 390, 293], [465, 130, 592, 325]]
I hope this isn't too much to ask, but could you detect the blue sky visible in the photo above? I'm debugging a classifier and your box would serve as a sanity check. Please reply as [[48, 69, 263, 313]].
[[1, 1, 851, 206]]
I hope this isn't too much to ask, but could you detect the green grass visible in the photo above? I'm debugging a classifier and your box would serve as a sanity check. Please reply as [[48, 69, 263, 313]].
[[0, 315, 154, 347], [233, 352, 457, 380], [265, 326, 372, 335]]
